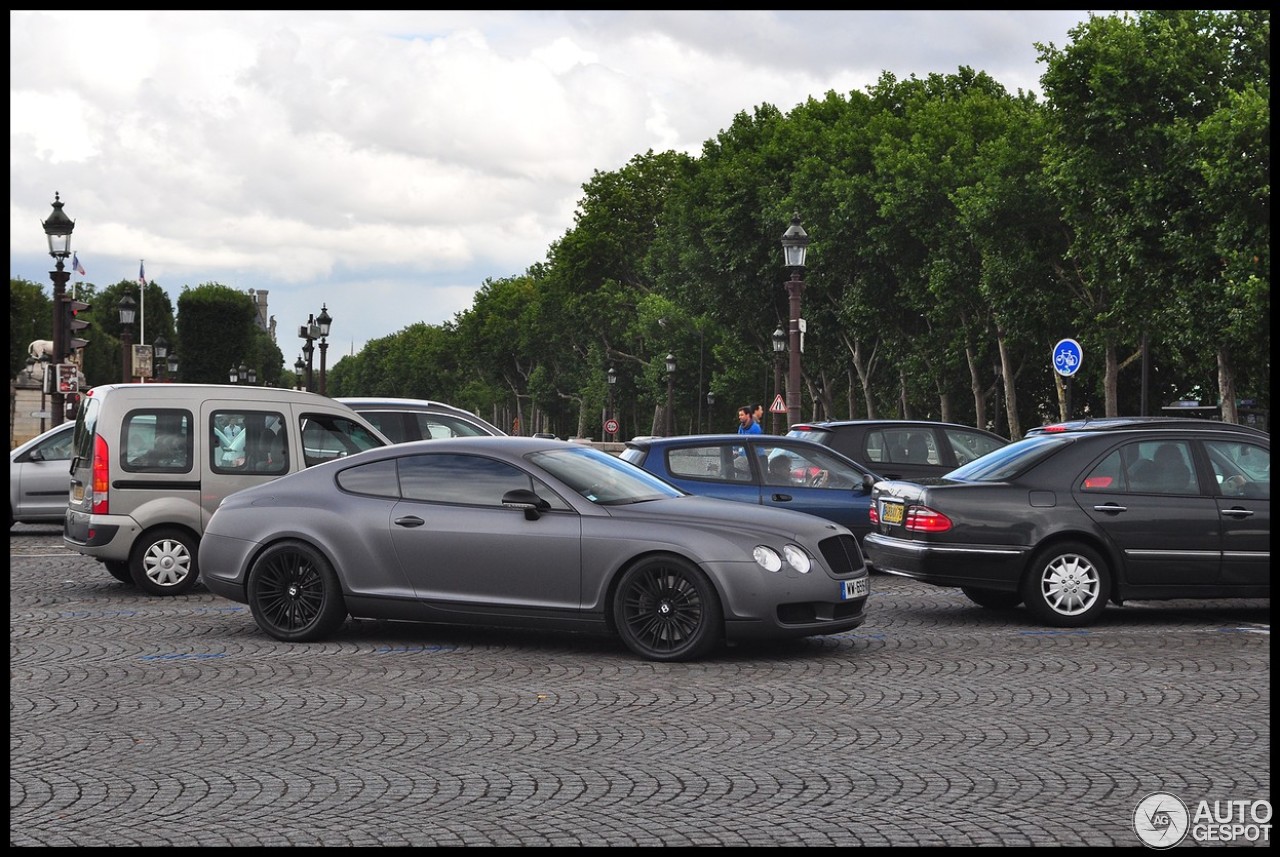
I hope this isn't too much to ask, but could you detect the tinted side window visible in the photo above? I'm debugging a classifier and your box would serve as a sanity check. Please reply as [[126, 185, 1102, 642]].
[[877, 430, 937, 466], [415, 414, 491, 439], [358, 412, 412, 443], [122, 410, 192, 473], [666, 445, 748, 482], [336, 458, 400, 497], [396, 453, 568, 509]]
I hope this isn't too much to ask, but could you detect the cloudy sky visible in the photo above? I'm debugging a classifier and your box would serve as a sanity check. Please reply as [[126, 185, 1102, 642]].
[[10, 10, 1107, 358]]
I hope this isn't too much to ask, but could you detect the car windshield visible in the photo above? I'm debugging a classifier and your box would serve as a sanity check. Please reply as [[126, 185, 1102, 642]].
[[944, 435, 1071, 482], [528, 446, 683, 505]]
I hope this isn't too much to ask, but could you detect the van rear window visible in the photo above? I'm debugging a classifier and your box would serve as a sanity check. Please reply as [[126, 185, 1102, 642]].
[[122, 409, 193, 473]]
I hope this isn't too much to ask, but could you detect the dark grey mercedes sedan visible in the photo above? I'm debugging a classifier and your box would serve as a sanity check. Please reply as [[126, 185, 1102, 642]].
[[200, 436, 869, 661], [864, 421, 1269, 627]]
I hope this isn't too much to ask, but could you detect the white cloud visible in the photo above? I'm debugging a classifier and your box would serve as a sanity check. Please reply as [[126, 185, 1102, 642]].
[[10, 10, 1107, 354]]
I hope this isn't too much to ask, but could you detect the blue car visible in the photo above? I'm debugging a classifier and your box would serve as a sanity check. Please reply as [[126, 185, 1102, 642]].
[[621, 434, 880, 544]]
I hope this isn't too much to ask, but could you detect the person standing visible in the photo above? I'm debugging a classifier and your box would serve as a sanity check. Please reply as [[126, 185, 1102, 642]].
[[752, 403, 766, 433], [737, 405, 762, 434]]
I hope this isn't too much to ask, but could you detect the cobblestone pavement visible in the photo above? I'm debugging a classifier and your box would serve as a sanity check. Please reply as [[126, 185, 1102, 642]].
[[10, 524, 1271, 847]]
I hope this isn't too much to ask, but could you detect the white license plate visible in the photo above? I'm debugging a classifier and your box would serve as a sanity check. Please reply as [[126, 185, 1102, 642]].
[[841, 577, 869, 600]]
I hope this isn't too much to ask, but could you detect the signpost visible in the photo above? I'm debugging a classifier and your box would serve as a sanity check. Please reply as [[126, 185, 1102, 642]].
[[604, 417, 619, 438], [1052, 338, 1083, 421]]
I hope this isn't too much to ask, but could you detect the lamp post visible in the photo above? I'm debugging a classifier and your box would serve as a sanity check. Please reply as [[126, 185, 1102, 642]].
[[118, 294, 137, 383], [167, 352, 179, 381], [607, 367, 617, 440], [780, 213, 809, 428], [153, 335, 169, 382], [665, 353, 676, 437], [772, 326, 786, 434], [229, 364, 240, 384], [294, 355, 306, 391], [315, 304, 332, 395], [706, 391, 715, 433], [299, 314, 317, 391], [42, 193, 75, 427]]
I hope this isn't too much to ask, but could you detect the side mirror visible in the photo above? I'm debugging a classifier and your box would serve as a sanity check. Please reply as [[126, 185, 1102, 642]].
[[861, 473, 878, 492], [502, 488, 551, 521]]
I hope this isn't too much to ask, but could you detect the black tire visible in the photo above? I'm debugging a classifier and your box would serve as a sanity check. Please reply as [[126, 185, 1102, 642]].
[[1020, 541, 1111, 627], [105, 560, 134, 584], [129, 527, 200, 596], [612, 555, 722, 662], [961, 586, 1022, 610], [247, 541, 347, 642]]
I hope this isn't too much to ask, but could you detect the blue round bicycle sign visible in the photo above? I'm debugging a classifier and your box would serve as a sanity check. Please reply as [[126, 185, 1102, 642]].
[[1052, 338, 1083, 377]]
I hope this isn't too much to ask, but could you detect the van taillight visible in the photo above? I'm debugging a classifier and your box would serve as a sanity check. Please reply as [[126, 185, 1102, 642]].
[[91, 433, 110, 515]]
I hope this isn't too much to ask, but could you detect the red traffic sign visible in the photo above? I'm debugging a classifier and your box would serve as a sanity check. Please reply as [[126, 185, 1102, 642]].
[[769, 395, 787, 414], [604, 418, 620, 435]]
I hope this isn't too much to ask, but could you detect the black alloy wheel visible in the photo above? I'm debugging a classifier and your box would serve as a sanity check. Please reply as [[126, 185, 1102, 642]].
[[247, 540, 347, 642], [612, 555, 722, 662]]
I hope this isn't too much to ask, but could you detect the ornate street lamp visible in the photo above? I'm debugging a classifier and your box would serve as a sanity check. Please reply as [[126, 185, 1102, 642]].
[[167, 352, 179, 380], [665, 353, 677, 437], [706, 390, 715, 433], [118, 294, 137, 383], [294, 355, 306, 391], [229, 364, 240, 384], [772, 326, 787, 434], [780, 213, 809, 428], [42, 193, 75, 426], [315, 304, 332, 395]]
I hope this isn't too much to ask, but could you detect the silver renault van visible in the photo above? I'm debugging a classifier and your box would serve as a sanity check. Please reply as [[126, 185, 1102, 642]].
[[64, 383, 388, 595]]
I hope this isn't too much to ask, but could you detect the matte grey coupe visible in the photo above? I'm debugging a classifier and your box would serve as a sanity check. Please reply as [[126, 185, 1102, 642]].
[[199, 437, 869, 661]]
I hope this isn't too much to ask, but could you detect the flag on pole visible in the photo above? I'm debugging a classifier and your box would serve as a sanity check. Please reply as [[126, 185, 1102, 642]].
[[138, 260, 147, 286], [72, 252, 86, 276]]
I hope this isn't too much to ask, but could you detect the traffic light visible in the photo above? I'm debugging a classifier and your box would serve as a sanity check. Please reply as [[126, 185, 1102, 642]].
[[63, 297, 91, 355]]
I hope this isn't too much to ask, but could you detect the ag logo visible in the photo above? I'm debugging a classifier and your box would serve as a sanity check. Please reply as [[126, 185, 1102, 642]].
[[1134, 792, 1189, 849]]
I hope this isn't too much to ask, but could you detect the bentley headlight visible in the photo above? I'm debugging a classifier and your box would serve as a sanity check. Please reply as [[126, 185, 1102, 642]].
[[783, 544, 812, 574], [753, 546, 783, 573]]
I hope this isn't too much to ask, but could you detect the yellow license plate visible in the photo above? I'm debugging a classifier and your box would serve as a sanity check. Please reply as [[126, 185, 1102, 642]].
[[881, 502, 904, 525]]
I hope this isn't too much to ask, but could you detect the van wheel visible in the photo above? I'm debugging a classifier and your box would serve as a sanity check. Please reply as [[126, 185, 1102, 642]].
[[105, 560, 134, 584], [129, 527, 200, 596], [247, 541, 347, 642]]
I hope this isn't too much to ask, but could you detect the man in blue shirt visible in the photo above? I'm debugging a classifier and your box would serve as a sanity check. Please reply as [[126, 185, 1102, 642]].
[[737, 405, 762, 434]]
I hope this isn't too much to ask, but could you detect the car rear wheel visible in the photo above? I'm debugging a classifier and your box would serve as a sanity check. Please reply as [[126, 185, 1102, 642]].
[[1020, 541, 1110, 627], [247, 540, 347, 642], [129, 527, 200, 596], [612, 556, 722, 662], [960, 586, 1022, 609]]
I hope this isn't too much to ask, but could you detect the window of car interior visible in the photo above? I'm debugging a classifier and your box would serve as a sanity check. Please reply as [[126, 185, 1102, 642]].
[[211, 409, 288, 475], [391, 453, 571, 509], [122, 410, 193, 473], [666, 445, 753, 482], [1204, 439, 1270, 499]]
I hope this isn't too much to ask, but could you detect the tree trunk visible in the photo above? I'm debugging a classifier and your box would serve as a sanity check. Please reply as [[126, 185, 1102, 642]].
[[996, 323, 1020, 439], [1217, 349, 1238, 424]]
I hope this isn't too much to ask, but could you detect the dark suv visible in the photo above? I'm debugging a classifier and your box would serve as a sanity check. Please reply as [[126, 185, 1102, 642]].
[[788, 419, 1007, 481]]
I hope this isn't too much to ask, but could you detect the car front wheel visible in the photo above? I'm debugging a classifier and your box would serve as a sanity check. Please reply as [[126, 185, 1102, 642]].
[[1020, 541, 1110, 627], [612, 556, 722, 662], [129, 527, 200, 596], [247, 540, 347, 642]]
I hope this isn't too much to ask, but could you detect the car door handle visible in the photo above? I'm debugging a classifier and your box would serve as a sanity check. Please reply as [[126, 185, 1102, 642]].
[[1220, 508, 1255, 519], [771, 493, 793, 502], [1093, 504, 1127, 513], [394, 516, 425, 528]]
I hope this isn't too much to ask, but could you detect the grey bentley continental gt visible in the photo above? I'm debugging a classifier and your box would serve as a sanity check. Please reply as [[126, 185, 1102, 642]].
[[199, 436, 869, 661]]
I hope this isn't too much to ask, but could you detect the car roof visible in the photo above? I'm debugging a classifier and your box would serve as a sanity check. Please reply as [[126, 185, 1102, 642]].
[[1026, 417, 1268, 437], [789, 419, 1007, 436], [336, 396, 474, 413]]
